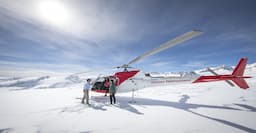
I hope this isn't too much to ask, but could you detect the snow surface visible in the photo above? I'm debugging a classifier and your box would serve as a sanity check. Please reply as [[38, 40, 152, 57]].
[[0, 65, 255, 133]]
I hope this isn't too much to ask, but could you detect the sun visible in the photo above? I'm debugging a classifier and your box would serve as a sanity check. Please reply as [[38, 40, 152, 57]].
[[38, 1, 70, 26]]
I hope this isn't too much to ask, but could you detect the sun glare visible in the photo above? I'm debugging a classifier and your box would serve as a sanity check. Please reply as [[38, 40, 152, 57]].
[[38, 1, 70, 26]]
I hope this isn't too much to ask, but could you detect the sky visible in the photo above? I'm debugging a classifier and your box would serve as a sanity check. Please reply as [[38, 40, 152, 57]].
[[0, 0, 256, 76]]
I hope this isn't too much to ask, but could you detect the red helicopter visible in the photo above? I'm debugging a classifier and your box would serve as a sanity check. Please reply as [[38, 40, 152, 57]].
[[84, 30, 251, 93]]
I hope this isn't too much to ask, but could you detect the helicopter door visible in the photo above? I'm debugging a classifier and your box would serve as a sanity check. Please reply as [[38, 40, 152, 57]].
[[92, 76, 108, 93]]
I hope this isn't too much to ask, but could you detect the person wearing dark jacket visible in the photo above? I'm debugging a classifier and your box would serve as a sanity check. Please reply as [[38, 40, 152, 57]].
[[109, 79, 117, 104]]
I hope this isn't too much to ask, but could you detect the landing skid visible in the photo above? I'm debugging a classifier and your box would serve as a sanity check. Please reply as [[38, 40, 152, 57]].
[[129, 88, 136, 103]]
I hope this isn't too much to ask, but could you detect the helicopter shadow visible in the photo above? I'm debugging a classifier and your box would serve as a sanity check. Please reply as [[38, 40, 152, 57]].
[[108, 94, 256, 133], [110, 94, 243, 114], [54, 94, 256, 132], [91, 94, 256, 114]]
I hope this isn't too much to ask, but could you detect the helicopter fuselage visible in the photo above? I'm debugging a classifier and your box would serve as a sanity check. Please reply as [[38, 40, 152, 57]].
[[92, 70, 198, 93]]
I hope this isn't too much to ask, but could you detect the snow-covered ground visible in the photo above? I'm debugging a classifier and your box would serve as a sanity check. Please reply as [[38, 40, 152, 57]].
[[0, 64, 255, 133]]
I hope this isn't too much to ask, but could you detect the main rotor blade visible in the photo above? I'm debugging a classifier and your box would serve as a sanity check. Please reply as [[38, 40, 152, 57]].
[[127, 30, 203, 65]]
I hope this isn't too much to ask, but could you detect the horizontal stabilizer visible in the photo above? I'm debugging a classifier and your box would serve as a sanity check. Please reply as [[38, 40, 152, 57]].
[[231, 78, 249, 89], [193, 76, 250, 89]]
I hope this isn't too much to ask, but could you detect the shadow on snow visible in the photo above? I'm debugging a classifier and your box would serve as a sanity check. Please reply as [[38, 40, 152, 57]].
[[93, 94, 255, 133], [53, 94, 255, 133]]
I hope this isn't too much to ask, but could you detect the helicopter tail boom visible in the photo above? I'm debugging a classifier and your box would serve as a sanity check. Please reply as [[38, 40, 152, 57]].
[[193, 58, 251, 89]]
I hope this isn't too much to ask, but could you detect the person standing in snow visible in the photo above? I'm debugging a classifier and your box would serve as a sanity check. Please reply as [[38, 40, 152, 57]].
[[82, 79, 92, 104], [109, 79, 117, 104]]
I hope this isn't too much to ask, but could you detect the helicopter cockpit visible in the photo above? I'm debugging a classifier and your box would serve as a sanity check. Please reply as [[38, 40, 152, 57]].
[[92, 75, 118, 93]]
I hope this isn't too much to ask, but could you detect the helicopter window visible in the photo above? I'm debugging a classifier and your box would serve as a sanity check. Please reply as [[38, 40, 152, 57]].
[[145, 73, 151, 77], [95, 77, 105, 82]]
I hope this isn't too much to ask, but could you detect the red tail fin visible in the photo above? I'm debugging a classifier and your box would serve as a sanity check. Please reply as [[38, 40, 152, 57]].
[[231, 58, 249, 89], [232, 58, 247, 76]]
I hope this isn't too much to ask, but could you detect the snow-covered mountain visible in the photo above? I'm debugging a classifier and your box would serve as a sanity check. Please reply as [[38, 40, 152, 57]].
[[0, 62, 255, 90], [150, 71, 198, 77], [150, 62, 256, 77], [196, 65, 233, 74], [0, 76, 49, 88]]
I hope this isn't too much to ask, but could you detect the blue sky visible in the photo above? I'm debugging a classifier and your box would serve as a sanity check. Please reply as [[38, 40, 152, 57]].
[[0, 0, 255, 75]]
